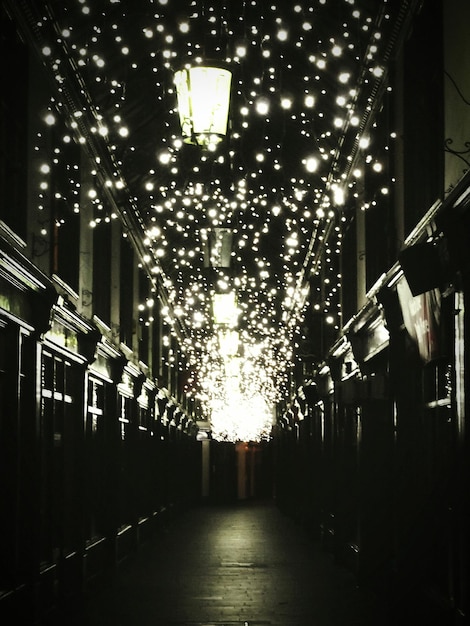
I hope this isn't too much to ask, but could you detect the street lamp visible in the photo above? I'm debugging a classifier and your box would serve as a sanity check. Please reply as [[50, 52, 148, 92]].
[[174, 63, 232, 150]]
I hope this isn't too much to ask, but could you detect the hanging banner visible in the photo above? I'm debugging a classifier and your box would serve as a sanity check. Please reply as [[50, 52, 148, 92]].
[[397, 277, 441, 362]]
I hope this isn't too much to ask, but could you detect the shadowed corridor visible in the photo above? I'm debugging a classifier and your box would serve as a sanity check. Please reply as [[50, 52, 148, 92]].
[[52, 501, 392, 626]]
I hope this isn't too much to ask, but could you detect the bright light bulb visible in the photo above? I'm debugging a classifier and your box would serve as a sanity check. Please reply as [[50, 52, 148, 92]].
[[255, 98, 270, 115], [159, 151, 171, 164], [304, 94, 315, 108], [304, 156, 319, 173]]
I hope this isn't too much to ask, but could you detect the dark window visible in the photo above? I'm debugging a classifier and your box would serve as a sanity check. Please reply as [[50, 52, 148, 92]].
[[117, 392, 134, 527], [0, 326, 15, 588], [39, 350, 81, 562], [85, 376, 107, 541]]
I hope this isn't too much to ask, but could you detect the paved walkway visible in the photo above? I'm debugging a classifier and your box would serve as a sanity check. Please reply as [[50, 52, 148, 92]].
[[61, 501, 391, 625]]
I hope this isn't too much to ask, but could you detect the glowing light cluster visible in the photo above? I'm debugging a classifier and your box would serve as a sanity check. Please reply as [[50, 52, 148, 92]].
[[27, 0, 400, 440], [194, 335, 279, 442], [210, 391, 274, 443]]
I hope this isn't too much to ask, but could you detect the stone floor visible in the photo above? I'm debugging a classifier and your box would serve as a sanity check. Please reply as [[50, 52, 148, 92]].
[[57, 501, 392, 626]]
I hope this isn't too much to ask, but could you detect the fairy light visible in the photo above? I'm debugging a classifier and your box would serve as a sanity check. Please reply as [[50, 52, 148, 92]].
[[27, 0, 397, 441]]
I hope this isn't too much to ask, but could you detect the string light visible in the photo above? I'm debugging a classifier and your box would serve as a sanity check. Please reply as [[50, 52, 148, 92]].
[[29, 0, 397, 441]]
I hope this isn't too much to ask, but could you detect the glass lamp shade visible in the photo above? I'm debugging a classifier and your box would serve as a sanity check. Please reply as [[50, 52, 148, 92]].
[[201, 227, 233, 268], [218, 329, 239, 358], [174, 65, 232, 149], [212, 292, 239, 326]]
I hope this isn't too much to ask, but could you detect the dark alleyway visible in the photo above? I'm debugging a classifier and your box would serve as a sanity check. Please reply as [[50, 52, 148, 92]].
[[51, 502, 392, 626]]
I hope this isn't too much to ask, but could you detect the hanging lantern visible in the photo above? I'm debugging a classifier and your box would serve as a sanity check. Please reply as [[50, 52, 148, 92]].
[[201, 227, 233, 268], [212, 291, 239, 326], [218, 329, 239, 358], [174, 64, 232, 150]]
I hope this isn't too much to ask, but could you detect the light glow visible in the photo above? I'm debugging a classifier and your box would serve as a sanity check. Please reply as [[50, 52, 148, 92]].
[[174, 65, 232, 148], [26, 0, 398, 442]]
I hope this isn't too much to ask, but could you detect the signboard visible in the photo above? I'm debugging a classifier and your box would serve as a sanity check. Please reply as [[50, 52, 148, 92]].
[[397, 276, 441, 362]]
